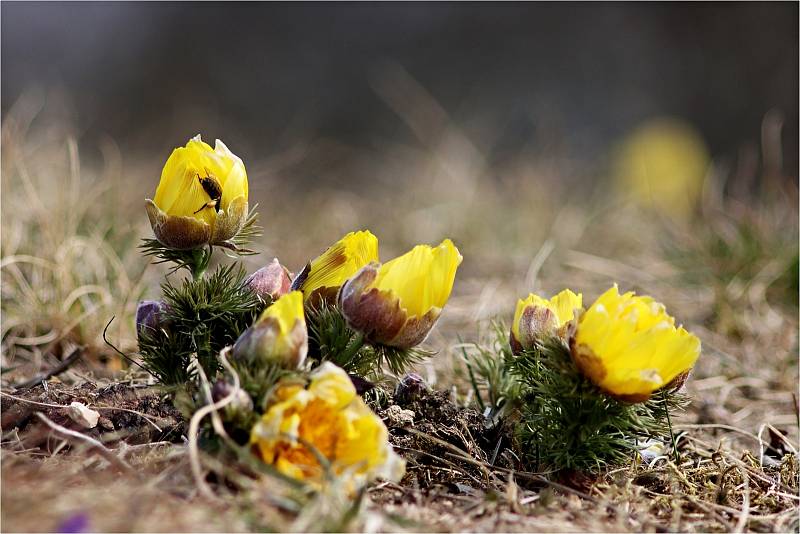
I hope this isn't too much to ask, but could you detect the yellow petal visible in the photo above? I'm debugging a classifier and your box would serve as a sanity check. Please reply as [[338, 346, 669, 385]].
[[259, 290, 304, 335], [511, 289, 583, 348], [308, 361, 356, 409], [250, 362, 404, 488], [512, 289, 582, 343], [214, 139, 248, 208], [234, 291, 307, 368], [300, 230, 379, 299], [573, 285, 701, 399], [150, 135, 249, 232], [371, 239, 462, 318], [550, 289, 583, 326]]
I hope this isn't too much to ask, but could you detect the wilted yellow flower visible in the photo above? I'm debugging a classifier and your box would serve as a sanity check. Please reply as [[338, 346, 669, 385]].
[[146, 135, 249, 249], [570, 285, 701, 402], [614, 118, 710, 219], [294, 230, 379, 304], [340, 239, 462, 349], [233, 291, 307, 369], [511, 289, 582, 352], [250, 362, 405, 488]]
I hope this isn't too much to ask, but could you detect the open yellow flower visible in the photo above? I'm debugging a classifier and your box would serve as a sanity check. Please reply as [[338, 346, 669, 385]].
[[511, 289, 582, 352], [339, 239, 462, 349], [145, 135, 249, 249], [570, 285, 701, 402], [293, 230, 379, 304], [250, 362, 405, 488], [233, 291, 307, 369]]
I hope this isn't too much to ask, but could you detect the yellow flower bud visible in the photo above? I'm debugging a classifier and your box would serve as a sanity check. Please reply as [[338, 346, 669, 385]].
[[145, 135, 249, 249], [339, 239, 462, 349], [510, 289, 582, 352], [250, 362, 405, 489], [245, 258, 293, 303], [570, 285, 701, 403], [233, 291, 307, 369], [293, 230, 379, 304]]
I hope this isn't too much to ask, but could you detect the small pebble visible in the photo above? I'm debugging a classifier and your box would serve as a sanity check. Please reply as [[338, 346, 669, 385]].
[[385, 405, 415, 427]]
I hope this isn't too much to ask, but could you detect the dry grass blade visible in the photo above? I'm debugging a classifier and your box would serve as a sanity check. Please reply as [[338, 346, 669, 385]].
[[187, 350, 237, 500], [732, 466, 751, 534]]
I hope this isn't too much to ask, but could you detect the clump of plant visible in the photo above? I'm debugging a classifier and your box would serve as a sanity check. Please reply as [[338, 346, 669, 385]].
[[293, 230, 458, 377], [464, 286, 698, 474], [134, 135, 265, 385], [131, 133, 704, 504], [2, 134, 147, 371], [131, 134, 466, 497]]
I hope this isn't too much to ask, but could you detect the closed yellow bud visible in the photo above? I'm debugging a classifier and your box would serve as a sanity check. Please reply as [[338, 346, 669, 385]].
[[570, 285, 701, 403], [145, 135, 249, 249], [511, 289, 582, 352], [339, 239, 462, 349], [233, 291, 307, 369], [293, 230, 379, 304]]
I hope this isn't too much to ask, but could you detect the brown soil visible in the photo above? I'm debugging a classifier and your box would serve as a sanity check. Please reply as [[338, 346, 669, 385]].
[[1, 381, 185, 450]]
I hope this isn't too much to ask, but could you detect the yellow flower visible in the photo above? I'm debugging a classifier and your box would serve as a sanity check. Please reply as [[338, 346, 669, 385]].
[[570, 285, 701, 402], [233, 291, 307, 369], [511, 289, 582, 352], [145, 135, 249, 249], [613, 118, 710, 219], [294, 230, 379, 304], [250, 362, 405, 488], [339, 239, 462, 349]]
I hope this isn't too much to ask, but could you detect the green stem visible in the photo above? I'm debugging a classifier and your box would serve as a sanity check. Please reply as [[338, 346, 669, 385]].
[[337, 331, 366, 365], [662, 389, 681, 465], [191, 246, 211, 280]]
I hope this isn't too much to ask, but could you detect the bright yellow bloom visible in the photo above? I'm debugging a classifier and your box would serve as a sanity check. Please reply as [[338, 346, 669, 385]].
[[372, 240, 462, 317], [339, 239, 462, 349], [295, 230, 379, 304], [250, 362, 405, 488], [511, 289, 582, 351], [614, 118, 710, 219], [146, 135, 249, 249], [571, 285, 701, 402], [233, 291, 307, 369]]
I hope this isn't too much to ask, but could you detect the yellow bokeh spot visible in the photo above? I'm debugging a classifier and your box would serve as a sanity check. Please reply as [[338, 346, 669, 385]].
[[614, 118, 710, 218]]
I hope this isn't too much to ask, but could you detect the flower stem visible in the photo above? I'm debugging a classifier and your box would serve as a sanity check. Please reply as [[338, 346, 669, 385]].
[[338, 332, 366, 364], [662, 389, 680, 465], [191, 246, 212, 280]]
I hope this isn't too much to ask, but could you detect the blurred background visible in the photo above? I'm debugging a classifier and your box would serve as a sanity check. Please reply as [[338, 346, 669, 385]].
[[3, 2, 798, 178]]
